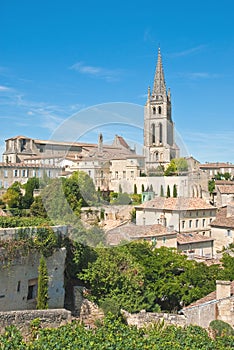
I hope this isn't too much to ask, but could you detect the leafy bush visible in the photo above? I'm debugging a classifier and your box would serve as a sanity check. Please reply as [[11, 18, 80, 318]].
[[210, 320, 234, 337]]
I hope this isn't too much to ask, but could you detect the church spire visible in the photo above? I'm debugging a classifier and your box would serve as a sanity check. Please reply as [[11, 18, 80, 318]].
[[153, 48, 166, 96]]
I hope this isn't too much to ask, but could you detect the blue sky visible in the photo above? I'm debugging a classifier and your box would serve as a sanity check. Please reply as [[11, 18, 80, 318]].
[[0, 0, 234, 163]]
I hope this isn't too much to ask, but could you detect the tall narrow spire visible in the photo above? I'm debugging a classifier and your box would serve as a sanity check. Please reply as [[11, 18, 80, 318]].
[[153, 48, 166, 96]]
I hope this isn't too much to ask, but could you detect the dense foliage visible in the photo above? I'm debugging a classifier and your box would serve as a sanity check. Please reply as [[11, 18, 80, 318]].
[[0, 315, 234, 349], [78, 242, 223, 313], [37, 255, 49, 310], [0, 216, 52, 228]]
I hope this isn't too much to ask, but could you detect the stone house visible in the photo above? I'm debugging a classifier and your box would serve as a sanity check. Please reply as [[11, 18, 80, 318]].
[[135, 197, 216, 236], [177, 232, 214, 259], [215, 183, 234, 207], [182, 280, 234, 328], [199, 162, 234, 179], [210, 204, 234, 252], [0, 162, 62, 188], [0, 248, 66, 312], [106, 222, 177, 248]]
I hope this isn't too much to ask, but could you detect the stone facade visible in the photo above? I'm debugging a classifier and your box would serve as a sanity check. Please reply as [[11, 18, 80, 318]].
[[182, 280, 234, 328], [122, 309, 186, 328], [143, 49, 179, 172], [0, 309, 71, 333], [0, 162, 62, 188], [0, 248, 66, 311]]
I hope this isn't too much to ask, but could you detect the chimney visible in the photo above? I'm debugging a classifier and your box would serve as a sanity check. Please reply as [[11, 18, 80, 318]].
[[216, 280, 231, 300]]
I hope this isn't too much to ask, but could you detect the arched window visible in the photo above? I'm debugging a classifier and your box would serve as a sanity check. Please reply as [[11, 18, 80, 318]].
[[155, 152, 159, 161], [158, 106, 162, 114], [152, 106, 156, 114], [159, 123, 163, 143], [151, 123, 155, 144]]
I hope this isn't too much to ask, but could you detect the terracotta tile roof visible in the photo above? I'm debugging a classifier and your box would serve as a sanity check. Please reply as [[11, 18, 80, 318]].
[[136, 197, 215, 211], [216, 185, 234, 194], [177, 232, 214, 245], [200, 162, 234, 169], [211, 206, 234, 228], [106, 223, 176, 245], [215, 180, 234, 185], [0, 162, 62, 169], [183, 281, 234, 309]]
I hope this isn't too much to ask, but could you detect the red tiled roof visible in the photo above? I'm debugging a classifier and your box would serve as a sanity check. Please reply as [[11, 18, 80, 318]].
[[216, 185, 234, 194], [183, 281, 234, 309], [200, 162, 234, 169], [136, 197, 215, 211], [211, 206, 234, 228], [177, 232, 214, 245]]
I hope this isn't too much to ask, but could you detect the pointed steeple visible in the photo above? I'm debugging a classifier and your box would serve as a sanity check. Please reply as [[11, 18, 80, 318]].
[[153, 48, 166, 96]]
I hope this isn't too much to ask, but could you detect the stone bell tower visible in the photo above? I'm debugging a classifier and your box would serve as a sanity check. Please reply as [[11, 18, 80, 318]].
[[144, 48, 179, 173]]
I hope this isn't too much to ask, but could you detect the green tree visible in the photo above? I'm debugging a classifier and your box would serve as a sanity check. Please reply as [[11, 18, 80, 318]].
[[173, 184, 177, 197], [22, 177, 40, 209], [208, 179, 215, 194], [2, 182, 23, 211], [30, 196, 48, 218], [160, 185, 164, 197], [164, 160, 177, 176], [134, 184, 137, 194], [174, 157, 188, 173], [37, 255, 48, 310], [166, 185, 171, 198]]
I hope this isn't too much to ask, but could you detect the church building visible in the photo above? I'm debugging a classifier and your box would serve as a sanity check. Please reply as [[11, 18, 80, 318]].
[[144, 49, 179, 173]]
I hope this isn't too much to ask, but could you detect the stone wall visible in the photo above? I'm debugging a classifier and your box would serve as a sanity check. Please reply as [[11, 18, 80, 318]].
[[122, 309, 186, 328], [0, 248, 66, 311], [182, 301, 216, 328], [0, 225, 68, 241], [0, 309, 71, 333]]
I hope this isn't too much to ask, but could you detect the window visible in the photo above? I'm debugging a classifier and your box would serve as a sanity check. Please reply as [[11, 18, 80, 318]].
[[123, 171, 126, 179], [115, 171, 118, 179], [159, 123, 163, 143], [22, 169, 26, 177], [182, 220, 185, 229], [202, 219, 206, 227], [14, 169, 18, 177], [151, 123, 155, 144], [227, 230, 232, 237], [88, 170, 91, 177], [4, 170, 8, 178], [17, 281, 21, 292], [27, 278, 38, 300], [143, 217, 146, 226], [152, 107, 156, 114], [130, 171, 134, 179], [195, 219, 199, 228], [189, 220, 192, 228], [163, 236, 166, 243]]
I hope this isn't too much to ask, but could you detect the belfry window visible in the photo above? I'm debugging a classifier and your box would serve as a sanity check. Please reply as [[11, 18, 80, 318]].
[[152, 107, 156, 114], [158, 106, 162, 114], [151, 123, 155, 144], [159, 123, 163, 143]]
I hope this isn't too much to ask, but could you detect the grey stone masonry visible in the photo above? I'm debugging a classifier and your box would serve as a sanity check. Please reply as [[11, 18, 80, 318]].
[[0, 309, 71, 333]]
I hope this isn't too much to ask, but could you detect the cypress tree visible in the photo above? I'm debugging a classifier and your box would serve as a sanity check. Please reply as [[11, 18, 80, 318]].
[[173, 184, 177, 198], [160, 185, 164, 197], [37, 255, 49, 310], [167, 185, 171, 198]]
